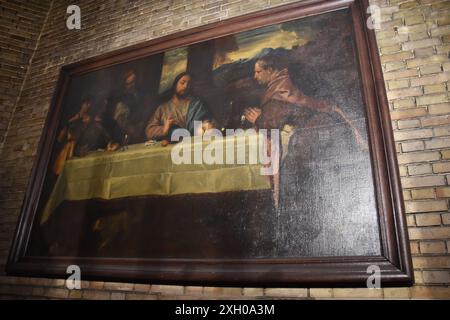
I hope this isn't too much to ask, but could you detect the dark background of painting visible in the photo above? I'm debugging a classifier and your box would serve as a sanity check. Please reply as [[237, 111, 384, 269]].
[[27, 8, 382, 260]]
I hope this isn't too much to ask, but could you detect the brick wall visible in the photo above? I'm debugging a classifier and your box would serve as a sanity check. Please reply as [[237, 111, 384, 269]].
[[0, 0, 51, 153], [0, 0, 449, 299]]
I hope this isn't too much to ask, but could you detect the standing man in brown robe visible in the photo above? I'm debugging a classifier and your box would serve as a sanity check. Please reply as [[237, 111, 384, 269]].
[[243, 56, 368, 256], [244, 57, 366, 146]]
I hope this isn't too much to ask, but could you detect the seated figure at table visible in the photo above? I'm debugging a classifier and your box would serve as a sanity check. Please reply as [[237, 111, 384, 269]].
[[105, 69, 148, 145], [73, 100, 119, 157], [53, 95, 119, 176], [145, 72, 215, 141], [52, 96, 96, 175]]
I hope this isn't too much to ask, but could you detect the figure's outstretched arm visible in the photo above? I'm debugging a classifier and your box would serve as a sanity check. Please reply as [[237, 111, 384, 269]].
[[331, 105, 368, 149], [296, 94, 334, 113], [298, 93, 368, 149], [145, 107, 171, 140]]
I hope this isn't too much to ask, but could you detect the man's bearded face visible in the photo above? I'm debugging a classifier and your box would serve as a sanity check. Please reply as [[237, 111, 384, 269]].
[[175, 75, 191, 98], [254, 62, 273, 86]]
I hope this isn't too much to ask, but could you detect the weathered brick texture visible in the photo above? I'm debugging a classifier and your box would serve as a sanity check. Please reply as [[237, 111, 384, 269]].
[[378, 0, 450, 299], [0, 0, 51, 152], [0, 0, 449, 300]]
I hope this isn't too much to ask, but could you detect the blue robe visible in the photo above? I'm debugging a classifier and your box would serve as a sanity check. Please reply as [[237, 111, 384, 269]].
[[185, 97, 213, 135]]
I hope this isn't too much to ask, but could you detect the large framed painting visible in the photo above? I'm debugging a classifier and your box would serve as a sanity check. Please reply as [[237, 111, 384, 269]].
[[7, 0, 413, 286]]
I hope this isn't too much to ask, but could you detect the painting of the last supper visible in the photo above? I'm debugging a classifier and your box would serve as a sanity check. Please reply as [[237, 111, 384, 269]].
[[23, 7, 382, 262]]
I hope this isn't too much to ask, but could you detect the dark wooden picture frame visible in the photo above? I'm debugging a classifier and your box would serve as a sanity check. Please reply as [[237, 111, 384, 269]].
[[7, 0, 413, 287]]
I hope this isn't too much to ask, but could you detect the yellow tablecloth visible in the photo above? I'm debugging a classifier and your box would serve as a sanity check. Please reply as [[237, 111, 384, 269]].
[[40, 133, 271, 225]]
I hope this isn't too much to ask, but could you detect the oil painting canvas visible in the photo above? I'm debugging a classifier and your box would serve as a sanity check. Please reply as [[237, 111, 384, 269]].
[[26, 8, 380, 259]]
